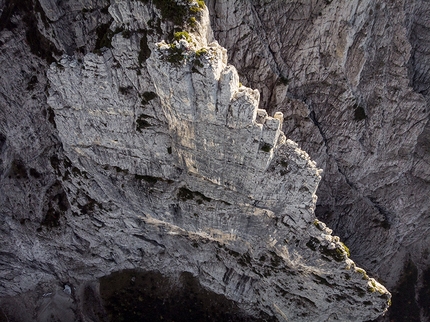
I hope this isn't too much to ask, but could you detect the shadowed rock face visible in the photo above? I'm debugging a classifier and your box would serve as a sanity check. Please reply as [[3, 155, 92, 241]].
[[5, 0, 430, 321], [205, 0, 430, 320], [42, 2, 389, 320], [99, 269, 276, 322]]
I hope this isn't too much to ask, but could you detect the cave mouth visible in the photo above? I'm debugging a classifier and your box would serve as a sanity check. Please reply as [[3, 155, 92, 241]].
[[99, 269, 275, 322]]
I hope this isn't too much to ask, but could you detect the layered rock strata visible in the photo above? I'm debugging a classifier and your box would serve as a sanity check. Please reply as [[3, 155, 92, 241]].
[[205, 1, 430, 320], [0, 0, 393, 321]]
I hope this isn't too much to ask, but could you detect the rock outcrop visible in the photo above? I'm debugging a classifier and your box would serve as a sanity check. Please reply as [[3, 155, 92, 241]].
[[205, 1, 430, 321], [3, 0, 429, 321]]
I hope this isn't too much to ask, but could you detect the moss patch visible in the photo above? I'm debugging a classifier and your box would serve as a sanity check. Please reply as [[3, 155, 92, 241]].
[[340, 242, 350, 257], [174, 31, 192, 42], [195, 47, 208, 58], [355, 267, 369, 280], [320, 245, 346, 262]]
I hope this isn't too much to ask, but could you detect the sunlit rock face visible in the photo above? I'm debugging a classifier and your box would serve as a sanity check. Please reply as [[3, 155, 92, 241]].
[[205, 0, 430, 321], [0, 0, 402, 321]]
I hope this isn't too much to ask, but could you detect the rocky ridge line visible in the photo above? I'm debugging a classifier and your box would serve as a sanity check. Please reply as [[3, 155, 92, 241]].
[[1, 1, 390, 321]]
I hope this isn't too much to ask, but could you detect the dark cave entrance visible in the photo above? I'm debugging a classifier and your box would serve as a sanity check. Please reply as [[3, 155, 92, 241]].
[[98, 269, 276, 322]]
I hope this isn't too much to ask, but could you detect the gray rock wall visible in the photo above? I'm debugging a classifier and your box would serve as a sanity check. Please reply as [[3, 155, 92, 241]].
[[206, 0, 430, 320], [1, 0, 427, 321]]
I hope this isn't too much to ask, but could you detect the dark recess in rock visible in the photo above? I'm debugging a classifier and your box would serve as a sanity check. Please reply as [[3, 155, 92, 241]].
[[138, 31, 151, 65], [136, 114, 151, 131], [0, 133, 6, 151], [9, 159, 28, 180], [82, 284, 108, 321], [99, 270, 277, 322], [94, 21, 115, 51], [177, 187, 211, 203], [418, 266, 430, 318], [40, 181, 70, 228], [141, 91, 157, 105], [354, 104, 367, 121], [2, 0, 62, 63], [152, 0, 189, 26], [389, 258, 420, 322]]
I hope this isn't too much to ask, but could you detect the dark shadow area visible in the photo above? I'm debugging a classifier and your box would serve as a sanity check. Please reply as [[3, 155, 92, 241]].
[[388, 258, 420, 322], [100, 269, 276, 322], [419, 266, 430, 319]]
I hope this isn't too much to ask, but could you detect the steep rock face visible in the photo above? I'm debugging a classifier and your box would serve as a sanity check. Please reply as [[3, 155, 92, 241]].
[[205, 0, 430, 320], [0, 0, 392, 321]]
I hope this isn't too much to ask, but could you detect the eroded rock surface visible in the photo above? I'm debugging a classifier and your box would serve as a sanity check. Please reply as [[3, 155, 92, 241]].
[[3, 0, 428, 321], [206, 1, 430, 321]]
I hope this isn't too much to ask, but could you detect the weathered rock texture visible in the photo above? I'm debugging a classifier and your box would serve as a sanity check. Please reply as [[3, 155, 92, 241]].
[[0, 0, 427, 321], [205, 0, 430, 321]]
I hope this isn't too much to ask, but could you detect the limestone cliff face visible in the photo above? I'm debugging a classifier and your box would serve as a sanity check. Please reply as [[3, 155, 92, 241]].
[[1, 0, 426, 321], [205, 0, 430, 321]]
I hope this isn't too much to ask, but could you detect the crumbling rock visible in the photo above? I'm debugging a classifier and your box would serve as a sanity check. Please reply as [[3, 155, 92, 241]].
[[2, 0, 419, 321], [206, 1, 430, 320]]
